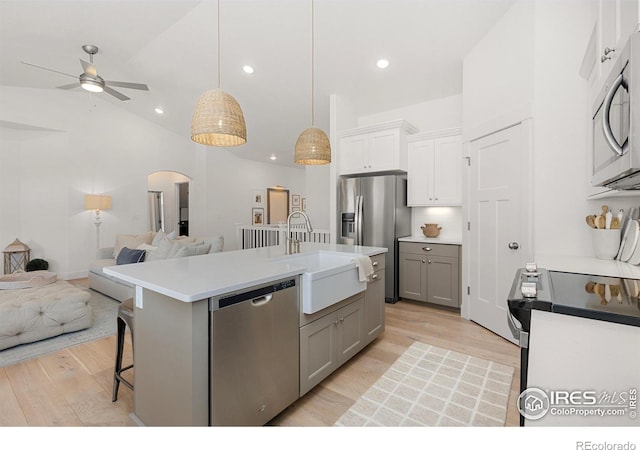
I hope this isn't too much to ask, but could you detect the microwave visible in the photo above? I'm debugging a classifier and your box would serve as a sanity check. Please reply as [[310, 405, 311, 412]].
[[592, 29, 640, 190]]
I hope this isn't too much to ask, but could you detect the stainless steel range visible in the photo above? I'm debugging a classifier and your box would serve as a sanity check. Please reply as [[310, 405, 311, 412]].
[[507, 264, 640, 426]]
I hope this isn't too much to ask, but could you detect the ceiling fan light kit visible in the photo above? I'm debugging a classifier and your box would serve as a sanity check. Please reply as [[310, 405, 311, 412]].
[[21, 44, 149, 101], [190, 0, 247, 147], [191, 89, 247, 146], [294, 0, 331, 165], [79, 73, 104, 93]]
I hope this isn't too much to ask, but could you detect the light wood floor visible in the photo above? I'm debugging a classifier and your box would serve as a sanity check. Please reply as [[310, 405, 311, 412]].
[[0, 291, 520, 427]]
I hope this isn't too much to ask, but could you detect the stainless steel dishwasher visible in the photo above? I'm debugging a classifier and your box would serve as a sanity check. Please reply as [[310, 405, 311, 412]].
[[209, 277, 299, 426]]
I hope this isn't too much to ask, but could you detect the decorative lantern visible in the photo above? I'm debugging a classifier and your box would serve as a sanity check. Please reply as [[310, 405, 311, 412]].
[[3, 238, 31, 274]]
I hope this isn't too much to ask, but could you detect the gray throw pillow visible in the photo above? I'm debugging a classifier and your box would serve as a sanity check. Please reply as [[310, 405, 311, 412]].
[[116, 247, 146, 265]]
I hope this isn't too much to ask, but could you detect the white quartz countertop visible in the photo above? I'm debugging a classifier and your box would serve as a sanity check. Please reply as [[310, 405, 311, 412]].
[[535, 254, 640, 279], [398, 235, 462, 245], [104, 242, 387, 303]]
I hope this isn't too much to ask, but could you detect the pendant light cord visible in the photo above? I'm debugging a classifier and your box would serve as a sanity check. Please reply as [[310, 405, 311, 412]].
[[217, 0, 221, 89], [311, 0, 315, 127]]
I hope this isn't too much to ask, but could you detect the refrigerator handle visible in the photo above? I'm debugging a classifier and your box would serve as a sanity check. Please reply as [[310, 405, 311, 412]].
[[353, 195, 359, 245], [356, 195, 363, 245]]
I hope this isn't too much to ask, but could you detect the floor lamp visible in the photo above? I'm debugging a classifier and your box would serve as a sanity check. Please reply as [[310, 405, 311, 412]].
[[85, 194, 112, 249]]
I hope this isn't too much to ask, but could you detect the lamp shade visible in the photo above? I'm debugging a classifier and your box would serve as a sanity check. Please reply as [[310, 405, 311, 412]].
[[84, 194, 112, 211], [191, 89, 247, 147], [294, 127, 331, 165]]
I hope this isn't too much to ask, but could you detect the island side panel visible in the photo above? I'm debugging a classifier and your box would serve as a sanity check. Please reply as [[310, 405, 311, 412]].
[[134, 289, 209, 426]]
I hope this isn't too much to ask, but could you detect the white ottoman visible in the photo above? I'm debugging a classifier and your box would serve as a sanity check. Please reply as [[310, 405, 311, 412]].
[[0, 280, 92, 351]]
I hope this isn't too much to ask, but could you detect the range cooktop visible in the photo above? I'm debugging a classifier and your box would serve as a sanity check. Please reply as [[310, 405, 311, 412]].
[[507, 266, 640, 329]]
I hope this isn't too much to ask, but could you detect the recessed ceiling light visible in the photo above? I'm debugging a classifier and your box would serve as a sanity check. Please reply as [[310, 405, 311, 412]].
[[270, 154, 277, 160], [376, 59, 390, 69], [154, 107, 164, 114], [243, 65, 255, 74]]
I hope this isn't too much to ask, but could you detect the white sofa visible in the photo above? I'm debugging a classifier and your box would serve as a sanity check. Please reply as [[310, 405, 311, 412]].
[[88, 231, 224, 302]]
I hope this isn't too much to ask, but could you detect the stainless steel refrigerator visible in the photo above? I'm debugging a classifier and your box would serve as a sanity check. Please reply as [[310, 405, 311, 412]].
[[338, 174, 411, 303]]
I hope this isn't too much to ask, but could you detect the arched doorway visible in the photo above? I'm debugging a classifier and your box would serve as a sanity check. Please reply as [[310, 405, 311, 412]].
[[147, 171, 191, 236]]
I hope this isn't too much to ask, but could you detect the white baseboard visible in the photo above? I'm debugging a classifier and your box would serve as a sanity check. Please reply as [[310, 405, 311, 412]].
[[59, 270, 88, 281]]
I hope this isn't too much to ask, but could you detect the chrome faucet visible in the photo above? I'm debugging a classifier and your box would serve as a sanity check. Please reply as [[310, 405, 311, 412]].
[[286, 210, 313, 254]]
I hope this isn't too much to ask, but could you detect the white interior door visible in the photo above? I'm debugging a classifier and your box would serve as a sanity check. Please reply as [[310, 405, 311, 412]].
[[469, 121, 532, 343]]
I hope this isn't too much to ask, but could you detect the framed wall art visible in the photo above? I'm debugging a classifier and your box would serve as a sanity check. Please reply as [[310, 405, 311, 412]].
[[252, 208, 264, 225]]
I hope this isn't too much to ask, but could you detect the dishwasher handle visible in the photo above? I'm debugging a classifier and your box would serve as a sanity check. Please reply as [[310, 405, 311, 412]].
[[251, 294, 273, 307], [211, 278, 296, 311]]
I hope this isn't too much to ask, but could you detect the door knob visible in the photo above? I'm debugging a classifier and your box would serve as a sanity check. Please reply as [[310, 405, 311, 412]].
[[508, 242, 520, 250]]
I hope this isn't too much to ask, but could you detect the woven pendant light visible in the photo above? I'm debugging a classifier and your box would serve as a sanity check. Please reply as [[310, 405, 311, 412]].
[[294, 127, 331, 165], [191, 0, 247, 147], [294, 0, 330, 165]]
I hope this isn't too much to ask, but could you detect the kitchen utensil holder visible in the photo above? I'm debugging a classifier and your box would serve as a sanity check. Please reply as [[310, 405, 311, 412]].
[[592, 228, 621, 260]]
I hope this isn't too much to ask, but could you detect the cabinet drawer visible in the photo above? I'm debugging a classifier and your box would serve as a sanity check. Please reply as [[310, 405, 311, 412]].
[[370, 253, 385, 272], [399, 242, 459, 258]]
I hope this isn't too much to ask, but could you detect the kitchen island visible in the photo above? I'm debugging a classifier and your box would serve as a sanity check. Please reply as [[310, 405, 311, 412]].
[[104, 242, 386, 426]]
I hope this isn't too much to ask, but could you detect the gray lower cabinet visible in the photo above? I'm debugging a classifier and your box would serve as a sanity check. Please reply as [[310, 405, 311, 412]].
[[299, 252, 386, 396], [399, 242, 460, 307], [299, 295, 365, 396], [364, 255, 385, 343]]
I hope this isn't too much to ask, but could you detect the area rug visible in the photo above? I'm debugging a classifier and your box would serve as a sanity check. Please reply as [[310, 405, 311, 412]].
[[0, 287, 119, 368], [334, 341, 514, 427]]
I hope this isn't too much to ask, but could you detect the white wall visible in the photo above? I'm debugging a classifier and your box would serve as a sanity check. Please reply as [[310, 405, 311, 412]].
[[0, 86, 305, 277], [461, 0, 639, 259], [462, 0, 534, 136], [202, 149, 306, 251], [531, 0, 640, 257], [358, 94, 462, 132]]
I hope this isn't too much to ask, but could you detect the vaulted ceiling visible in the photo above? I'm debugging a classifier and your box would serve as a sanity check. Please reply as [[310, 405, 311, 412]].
[[0, 0, 514, 167]]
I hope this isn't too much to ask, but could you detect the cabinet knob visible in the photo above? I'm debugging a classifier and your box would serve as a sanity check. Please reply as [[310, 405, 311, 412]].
[[334, 319, 340, 325], [422, 259, 426, 263], [604, 47, 615, 56], [428, 260, 432, 264], [423, 247, 432, 252], [372, 261, 379, 266], [508, 242, 520, 250], [601, 54, 612, 63], [372, 274, 379, 280]]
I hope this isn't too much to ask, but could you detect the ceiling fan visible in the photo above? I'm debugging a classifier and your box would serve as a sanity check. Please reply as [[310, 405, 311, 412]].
[[21, 44, 149, 101]]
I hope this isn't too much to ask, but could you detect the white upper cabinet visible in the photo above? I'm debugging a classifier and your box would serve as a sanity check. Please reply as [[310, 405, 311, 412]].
[[338, 120, 418, 176], [584, 0, 639, 101], [407, 129, 462, 206]]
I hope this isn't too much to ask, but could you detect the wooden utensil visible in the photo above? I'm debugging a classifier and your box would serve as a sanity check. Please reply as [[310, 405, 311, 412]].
[[595, 215, 606, 229], [611, 217, 621, 229], [586, 215, 597, 228]]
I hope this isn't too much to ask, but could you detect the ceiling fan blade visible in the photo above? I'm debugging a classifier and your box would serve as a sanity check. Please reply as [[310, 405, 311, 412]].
[[56, 83, 81, 90], [104, 86, 130, 101], [105, 81, 149, 91], [21, 61, 77, 79], [80, 59, 98, 77]]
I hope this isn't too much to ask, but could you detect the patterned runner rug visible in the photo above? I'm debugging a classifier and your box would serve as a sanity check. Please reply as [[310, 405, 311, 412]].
[[335, 341, 514, 426]]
